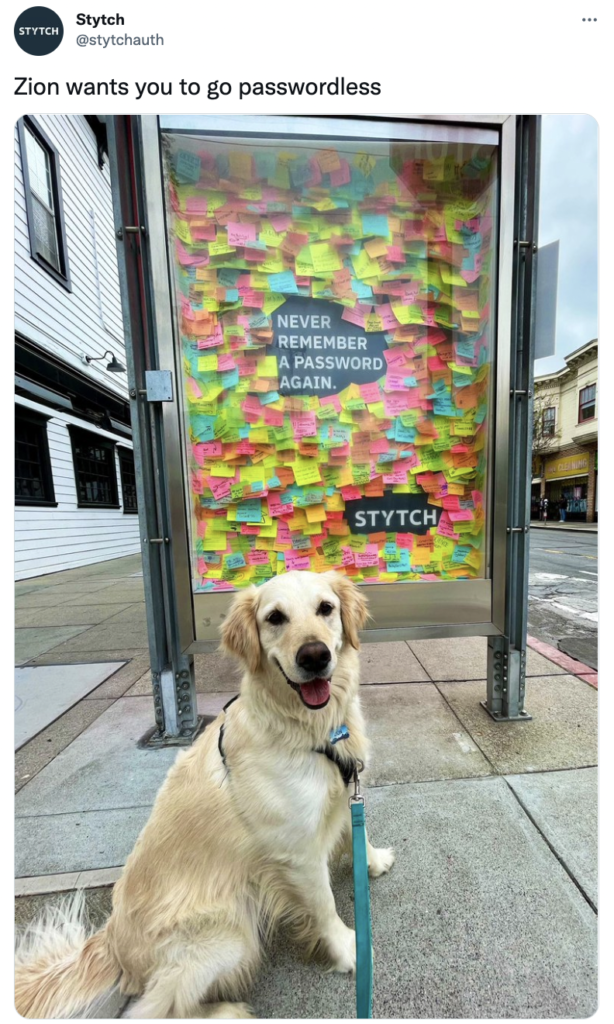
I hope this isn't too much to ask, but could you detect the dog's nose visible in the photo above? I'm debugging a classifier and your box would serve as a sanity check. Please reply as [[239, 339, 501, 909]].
[[296, 642, 331, 675]]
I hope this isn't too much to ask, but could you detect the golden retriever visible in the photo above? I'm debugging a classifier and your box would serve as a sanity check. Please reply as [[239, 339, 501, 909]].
[[15, 570, 394, 1019]]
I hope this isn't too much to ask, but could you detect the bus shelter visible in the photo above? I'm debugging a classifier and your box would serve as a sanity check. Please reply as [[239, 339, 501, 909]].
[[107, 114, 540, 744]]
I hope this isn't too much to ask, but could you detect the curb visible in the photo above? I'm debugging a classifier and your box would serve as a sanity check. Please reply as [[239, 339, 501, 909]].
[[527, 635, 598, 688], [15, 865, 122, 898], [529, 524, 598, 534]]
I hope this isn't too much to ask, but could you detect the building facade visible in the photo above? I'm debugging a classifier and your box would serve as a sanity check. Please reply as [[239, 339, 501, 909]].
[[532, 339, 598, 522], [15, 114, 140, 579]]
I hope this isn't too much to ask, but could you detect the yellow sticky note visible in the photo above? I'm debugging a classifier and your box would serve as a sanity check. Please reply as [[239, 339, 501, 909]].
[[305, 504, 327, 524], [351, 249, 381, 280], [293, 458, 322, 487], [210, 460, 236, 478], [257, 356, 278, 378], [309, 243, 342, 274]]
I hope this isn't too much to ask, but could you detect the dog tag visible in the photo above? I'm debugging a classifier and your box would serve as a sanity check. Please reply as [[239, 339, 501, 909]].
[[329, 724, 350, 745]]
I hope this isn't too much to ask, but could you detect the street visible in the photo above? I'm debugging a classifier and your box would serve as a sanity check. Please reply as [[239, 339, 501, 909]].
[[528, 529, 598, 669]]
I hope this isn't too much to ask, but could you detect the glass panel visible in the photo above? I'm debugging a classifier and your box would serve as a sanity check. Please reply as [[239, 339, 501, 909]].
[[73, 434, 116, 505], [15, 417, 48, 501], [161, 124, 498, 594], [25, 127, 54, 208], [32, 194, 60, 269]]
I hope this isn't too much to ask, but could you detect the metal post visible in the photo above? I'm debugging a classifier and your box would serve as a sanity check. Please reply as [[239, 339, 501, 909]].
[[108, 116, 206, 747], [484, 116, 541, 722]]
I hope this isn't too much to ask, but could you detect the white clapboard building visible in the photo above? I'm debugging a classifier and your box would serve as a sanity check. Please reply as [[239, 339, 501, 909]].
[[15, 114, 140, 579]]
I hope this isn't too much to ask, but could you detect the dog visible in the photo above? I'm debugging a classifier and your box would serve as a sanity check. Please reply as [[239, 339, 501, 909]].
[[15, 570, 394, 1019]]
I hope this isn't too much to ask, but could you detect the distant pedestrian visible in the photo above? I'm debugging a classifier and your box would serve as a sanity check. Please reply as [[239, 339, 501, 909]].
[[540, 497, 549, 522], [559, 497, 567, 522]]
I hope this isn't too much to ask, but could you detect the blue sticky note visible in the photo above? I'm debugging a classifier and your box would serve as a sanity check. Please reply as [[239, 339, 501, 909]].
[[191, 415, 215, 441], [361, 212, 390, 238], [387, 549, 411, 572], [221, 369, 240, 390], [290, 161, 312, 187], [225, 288, 239, 303], [236, 499, 262, 523], [218, 269, 240, 287], [226, 553, 246, 570], [269, 270, 298, 294], [394, 421, 416, 443], [259, 391, 280, 405], [254, 152, 277, 179], [452, 546, 471, 564], [249, 312, 269, 329], [403, 376, 418, 388], [174, 150, 201, 184], [384, 542, 398, 559]]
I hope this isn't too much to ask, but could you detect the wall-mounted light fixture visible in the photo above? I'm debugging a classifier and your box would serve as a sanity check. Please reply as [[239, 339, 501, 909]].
[[81, 350, 126, 373]]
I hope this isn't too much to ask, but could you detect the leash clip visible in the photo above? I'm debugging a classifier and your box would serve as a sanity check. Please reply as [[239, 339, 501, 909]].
[[349, 758, 365, 807]]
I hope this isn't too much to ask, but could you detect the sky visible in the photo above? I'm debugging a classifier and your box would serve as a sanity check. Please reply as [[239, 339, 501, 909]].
[[535, 114, 598, 374]]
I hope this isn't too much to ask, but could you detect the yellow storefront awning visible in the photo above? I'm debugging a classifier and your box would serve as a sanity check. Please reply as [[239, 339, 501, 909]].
[[544, 452, 590, 481]]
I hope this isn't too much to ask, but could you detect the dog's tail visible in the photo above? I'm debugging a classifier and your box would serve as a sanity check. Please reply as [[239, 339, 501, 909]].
[[15, 890, 121, 1019]]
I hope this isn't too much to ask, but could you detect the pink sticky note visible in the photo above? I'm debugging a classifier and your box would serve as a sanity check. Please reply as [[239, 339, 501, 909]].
[[355, 545, 379, 568], [320, 394, 342, 413], [186, 197, 208, 214], [360, 382, 381, 404], [206, 477, 232, 501], [340, 486, 362, 501], [264, 408, 284, 427], [227, 222, 257, 246], [190, 223, 216, 241], [285, 552, 311, 571], [270, 213, 292, 233], [186, 377, 202, 399], [448, 509, 474, 522], [329, 158, 351, 187], [342, 306, 366, 329], [248, 550, 270, 565], [268, 494, 293, 517]]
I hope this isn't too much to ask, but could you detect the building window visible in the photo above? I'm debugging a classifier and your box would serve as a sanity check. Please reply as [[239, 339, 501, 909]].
[[118, 449, 138, 514], [578, 384, 596, 422], [17, 116, 71, 290], [69, 427, 119, 508], [542, 407, 556, 436], [15, 407, 57, 506]]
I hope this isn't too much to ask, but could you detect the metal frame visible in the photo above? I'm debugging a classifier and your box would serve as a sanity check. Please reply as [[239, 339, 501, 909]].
[[108, 113, 540, 736], [138, 114, 515, 649]]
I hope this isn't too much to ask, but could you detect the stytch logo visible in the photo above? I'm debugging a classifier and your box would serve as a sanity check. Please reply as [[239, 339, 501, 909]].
[[14, 7, 64, 55]]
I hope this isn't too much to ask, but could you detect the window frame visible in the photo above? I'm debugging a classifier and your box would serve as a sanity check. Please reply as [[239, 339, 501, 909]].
[[578, 384, 596, 424], [17, 116, 71, 291], [542, 406, 556, 437], [118, 447, 139, 515], [15, 405, 57, 507], [68, 425, 120, 509]]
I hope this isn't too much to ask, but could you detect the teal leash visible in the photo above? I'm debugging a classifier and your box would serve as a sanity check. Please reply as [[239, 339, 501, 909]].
[[350, 760, 373, 1019]]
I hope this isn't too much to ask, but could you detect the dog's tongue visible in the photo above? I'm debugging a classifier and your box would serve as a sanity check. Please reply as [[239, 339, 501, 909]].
[[300, 678, 331, 707]]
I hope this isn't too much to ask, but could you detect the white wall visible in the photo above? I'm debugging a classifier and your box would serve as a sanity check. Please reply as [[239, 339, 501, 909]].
[[15, 114, 141, 578], [15, 397, 141, 580], [14, 114, 128, 396]]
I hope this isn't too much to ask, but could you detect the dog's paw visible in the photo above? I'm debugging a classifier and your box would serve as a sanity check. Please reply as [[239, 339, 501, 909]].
[[201, 1003, 256, 1019], [324, 917, 356, 974], [368, 846, 395, 878]]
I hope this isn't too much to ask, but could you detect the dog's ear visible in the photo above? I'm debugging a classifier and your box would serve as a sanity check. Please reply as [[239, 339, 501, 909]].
[[220, 586, 261, 672], [325, 572, 369, 649]]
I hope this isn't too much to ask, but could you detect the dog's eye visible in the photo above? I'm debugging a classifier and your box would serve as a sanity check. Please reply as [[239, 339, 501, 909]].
[[266, 610, 287, 626], [318, 602, 334, 617]]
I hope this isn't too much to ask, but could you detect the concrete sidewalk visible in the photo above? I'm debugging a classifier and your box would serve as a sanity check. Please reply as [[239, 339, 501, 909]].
[[15, 556, 598, 1018]]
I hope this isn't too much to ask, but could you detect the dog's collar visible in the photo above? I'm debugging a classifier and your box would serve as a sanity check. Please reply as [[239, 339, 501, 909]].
[[218, 697, 355, 787]]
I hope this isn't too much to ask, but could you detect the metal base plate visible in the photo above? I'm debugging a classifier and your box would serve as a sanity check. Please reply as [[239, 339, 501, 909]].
[[138, 714, 212, 749], [480, 701, 532, 723]]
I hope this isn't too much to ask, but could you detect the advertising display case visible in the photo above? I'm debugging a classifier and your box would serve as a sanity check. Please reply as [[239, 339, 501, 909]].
[[109, 114, 538, 738]]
